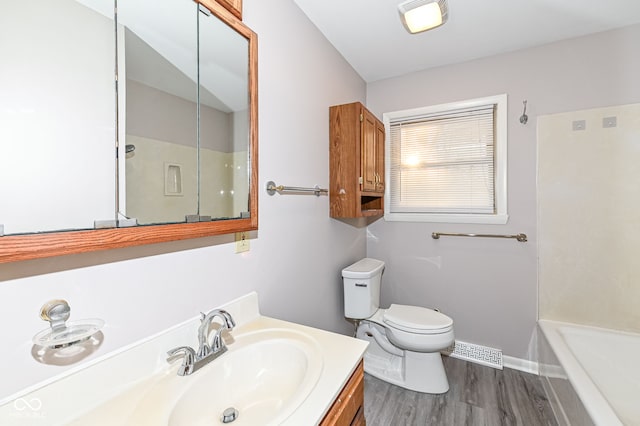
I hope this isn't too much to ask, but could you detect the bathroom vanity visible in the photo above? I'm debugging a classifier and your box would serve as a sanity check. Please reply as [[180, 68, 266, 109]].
[[0, 293, 367, 425]]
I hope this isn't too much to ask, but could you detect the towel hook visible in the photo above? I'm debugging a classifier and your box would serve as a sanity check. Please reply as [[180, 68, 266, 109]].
[[519, 100, 528, 125]]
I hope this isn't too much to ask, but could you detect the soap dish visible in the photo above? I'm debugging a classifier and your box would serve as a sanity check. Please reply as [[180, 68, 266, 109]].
[[33, 299, 104, 349]]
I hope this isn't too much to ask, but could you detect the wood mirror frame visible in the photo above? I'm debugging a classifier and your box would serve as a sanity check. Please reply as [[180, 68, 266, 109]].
[[0, 0, 257, 264]]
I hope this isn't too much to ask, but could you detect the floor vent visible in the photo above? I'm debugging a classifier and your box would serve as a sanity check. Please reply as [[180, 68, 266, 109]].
[[443, 340, 503, 370]]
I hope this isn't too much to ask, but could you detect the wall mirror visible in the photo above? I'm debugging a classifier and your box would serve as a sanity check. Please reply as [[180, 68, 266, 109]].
[[1, 0, 116, 235], [0, 0, 257, 263]]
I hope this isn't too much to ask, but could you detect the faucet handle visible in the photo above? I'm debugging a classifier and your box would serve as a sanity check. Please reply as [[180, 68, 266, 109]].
[[167, 346, 196, 376]]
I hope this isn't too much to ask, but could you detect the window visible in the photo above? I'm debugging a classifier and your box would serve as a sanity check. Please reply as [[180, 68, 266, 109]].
[[383, 94, 507, 224]]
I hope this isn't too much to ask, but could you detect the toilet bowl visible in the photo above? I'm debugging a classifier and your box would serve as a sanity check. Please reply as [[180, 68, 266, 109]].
[[342, 258, 454, 394], [383, 304, 454, 352]]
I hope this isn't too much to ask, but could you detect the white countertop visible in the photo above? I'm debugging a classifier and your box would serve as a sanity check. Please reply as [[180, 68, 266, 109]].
[[0, 292, 368, 425]]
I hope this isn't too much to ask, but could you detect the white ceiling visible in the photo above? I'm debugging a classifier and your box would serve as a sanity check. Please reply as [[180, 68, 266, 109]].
[[293, 0, 640, 82]]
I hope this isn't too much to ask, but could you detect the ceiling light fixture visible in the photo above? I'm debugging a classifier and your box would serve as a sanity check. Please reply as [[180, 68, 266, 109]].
[[398, 0, 448, 34]]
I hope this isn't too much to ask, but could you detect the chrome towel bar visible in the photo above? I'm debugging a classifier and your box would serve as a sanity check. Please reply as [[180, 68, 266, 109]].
[[432, 232, 528, 242], [266, 181, 328, 197]]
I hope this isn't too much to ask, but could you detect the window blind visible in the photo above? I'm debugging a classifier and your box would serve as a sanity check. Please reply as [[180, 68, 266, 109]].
[[388, 105, 496, 214]]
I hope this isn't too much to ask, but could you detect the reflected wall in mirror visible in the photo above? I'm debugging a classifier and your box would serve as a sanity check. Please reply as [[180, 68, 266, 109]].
[[0, 0, 258, 263], [1, 0, 116, 235]]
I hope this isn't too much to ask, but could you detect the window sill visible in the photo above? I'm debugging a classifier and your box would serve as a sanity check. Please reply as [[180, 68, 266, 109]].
[[384, 212, 509, 224]]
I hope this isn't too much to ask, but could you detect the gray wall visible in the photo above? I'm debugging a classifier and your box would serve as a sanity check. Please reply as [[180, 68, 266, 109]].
[[366, 24, 640, 359], [0, 0, 366, 400]]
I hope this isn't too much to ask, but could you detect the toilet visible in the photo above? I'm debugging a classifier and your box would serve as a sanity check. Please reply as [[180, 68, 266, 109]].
[[342, 258, 454, 394]]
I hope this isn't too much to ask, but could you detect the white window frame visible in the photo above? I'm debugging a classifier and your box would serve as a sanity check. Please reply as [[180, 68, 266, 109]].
[[383, 94, 508, 224]]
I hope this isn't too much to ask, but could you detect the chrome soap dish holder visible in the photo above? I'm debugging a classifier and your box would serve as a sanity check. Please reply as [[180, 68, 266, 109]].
[[33, 299, 104, 349]]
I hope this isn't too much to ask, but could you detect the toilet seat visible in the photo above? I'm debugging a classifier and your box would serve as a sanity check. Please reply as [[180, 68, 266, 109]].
[[383, 304, 453, 335]]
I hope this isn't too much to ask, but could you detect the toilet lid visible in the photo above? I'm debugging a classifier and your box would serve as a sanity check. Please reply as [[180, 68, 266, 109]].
[[383, 304, 453, 333]]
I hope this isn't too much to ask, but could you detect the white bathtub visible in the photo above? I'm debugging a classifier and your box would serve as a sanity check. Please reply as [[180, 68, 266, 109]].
[[538, 320, 640, 426]]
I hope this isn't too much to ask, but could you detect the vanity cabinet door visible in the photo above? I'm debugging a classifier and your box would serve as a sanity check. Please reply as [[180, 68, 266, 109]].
[[320, 360, 365, 426]]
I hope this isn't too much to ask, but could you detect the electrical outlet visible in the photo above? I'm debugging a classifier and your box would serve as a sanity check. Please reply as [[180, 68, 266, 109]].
[[235, 232, 250, 253]]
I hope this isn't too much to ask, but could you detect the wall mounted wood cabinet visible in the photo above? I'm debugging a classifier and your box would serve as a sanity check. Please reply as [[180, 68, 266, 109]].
[[330, 102, 385, 218], [320, 360, 365, 426]]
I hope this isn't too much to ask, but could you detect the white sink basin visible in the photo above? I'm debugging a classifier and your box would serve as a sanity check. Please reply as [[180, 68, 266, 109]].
[[168, 328, 322, 425], [70, 328, 323, 426]]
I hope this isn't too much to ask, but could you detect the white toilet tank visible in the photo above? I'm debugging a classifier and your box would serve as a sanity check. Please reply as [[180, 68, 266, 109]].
[[342, 258, 385, 319]]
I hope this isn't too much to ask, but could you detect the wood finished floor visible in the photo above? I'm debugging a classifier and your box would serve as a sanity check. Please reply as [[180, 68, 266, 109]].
[[364, 356, 557, 426]]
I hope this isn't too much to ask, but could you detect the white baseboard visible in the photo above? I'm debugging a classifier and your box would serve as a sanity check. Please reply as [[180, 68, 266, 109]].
[[538, 362, 566, 379], [503, 355, 539, 375]]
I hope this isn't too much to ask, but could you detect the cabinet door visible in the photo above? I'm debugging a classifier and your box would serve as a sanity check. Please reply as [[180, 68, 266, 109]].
[[375, 120, 385, 193], [320, 361, 365, 426], [361, 110, 378, 192]]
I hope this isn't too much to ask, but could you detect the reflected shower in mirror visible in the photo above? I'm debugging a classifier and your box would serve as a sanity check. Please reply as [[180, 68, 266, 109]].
[[118, 0, 199, 225], [119, 0, 251, 225]]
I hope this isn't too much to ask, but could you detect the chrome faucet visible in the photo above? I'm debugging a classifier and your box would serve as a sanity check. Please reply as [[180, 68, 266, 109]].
[[167, 309, 236, 376], [197, 309, 236, 358]]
